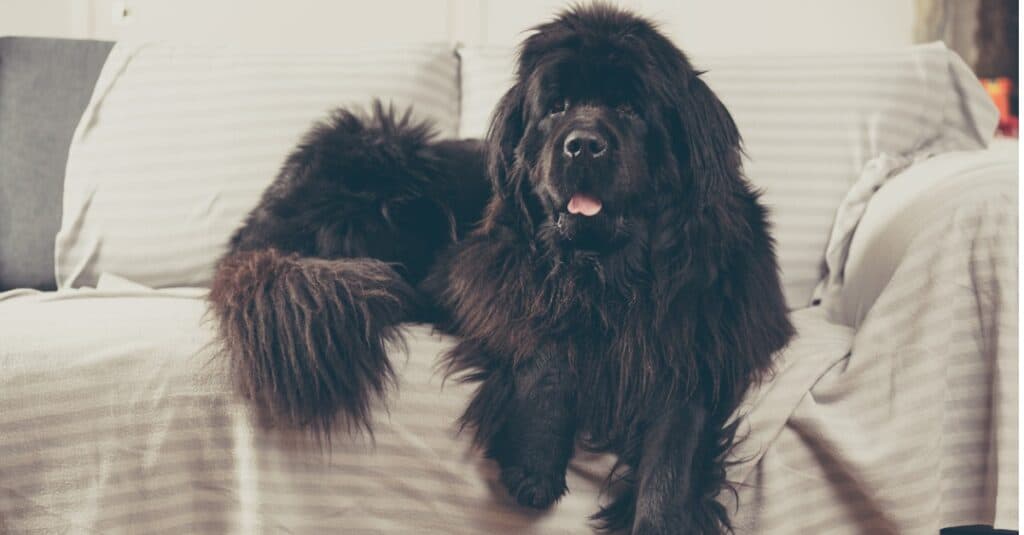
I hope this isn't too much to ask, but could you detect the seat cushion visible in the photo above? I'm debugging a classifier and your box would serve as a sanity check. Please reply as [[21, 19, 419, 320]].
[[0, 284, 852, 534]]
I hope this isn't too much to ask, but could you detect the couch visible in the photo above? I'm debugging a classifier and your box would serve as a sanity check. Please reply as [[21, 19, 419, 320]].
[[0, 36, 1016, 534]]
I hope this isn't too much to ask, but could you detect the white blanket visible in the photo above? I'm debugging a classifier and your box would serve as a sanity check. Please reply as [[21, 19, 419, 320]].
[[1, 143, 1016, 534], [733, 146, 1018, 534], [1, 281, 849, 534]]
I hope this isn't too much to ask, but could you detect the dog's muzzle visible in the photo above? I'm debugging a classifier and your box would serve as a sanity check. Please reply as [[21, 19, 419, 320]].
[[563, 128, 608, 160]]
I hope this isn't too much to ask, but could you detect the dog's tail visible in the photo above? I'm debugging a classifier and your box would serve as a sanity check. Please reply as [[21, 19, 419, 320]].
[[208, 248, 415, 436]]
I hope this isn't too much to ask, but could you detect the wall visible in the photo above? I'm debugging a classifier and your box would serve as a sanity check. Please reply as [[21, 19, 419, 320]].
[[0, 0, 87, 38], [476, 0, 916, 56], [2, 0, 916, 55]]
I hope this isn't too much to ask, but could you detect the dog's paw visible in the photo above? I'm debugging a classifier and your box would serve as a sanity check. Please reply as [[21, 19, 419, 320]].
[[631, 520, 715, 535], [630, 521, 670, 535], [631, 505, 727, 535], [500, 466, 567, 509]]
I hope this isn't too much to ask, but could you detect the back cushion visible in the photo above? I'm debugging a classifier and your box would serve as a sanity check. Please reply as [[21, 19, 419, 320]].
[[56, 42, 459, 289], [459, 43, 996, 307]]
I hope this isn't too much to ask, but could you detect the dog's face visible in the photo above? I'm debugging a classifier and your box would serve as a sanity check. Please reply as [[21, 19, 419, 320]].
[[487, 5, 743, 253], [520, 47, 654, 250]]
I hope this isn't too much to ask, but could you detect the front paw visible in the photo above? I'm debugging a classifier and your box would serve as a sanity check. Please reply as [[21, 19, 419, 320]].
[[631, 521, 669, 535], [500, 465, 567, 509], [631, 520, 706, 535], [631, 508, 725, 535]]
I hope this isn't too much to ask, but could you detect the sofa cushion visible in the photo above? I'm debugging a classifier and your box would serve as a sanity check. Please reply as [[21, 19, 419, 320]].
[[459, 43, 997, 307], [0, 37, 113, 291], [55, 42, 460, 289], [0, 283, 853, 533]]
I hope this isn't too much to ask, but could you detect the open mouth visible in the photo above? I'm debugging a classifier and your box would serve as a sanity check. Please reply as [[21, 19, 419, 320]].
[[566, 192, 603, 216], [553, 192, 629, 251]]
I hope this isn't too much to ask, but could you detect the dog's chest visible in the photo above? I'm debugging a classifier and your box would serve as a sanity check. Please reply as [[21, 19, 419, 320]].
[[557, 303, 682, 441]]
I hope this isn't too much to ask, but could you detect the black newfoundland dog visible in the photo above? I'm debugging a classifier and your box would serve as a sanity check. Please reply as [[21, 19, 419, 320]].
[[209, 4, 793, 533]]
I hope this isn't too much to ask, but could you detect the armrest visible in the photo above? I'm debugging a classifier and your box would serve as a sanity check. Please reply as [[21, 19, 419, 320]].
[[0, 37, 113, 291], [828, 144, 1017, 328]]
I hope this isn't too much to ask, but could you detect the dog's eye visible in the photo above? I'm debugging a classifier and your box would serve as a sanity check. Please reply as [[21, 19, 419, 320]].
[[616, 104, 636, 116], [548, 99, 568, 116]]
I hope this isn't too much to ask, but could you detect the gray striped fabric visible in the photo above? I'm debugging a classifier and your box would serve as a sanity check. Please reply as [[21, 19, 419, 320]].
[[730, 149, 1018, 534], [1, 151, 1016, 533], [0, 284, 848, 534], [55, 42, 460, 289], [458, 42, 998, 308]]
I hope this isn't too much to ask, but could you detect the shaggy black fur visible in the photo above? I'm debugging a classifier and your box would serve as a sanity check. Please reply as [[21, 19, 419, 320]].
[[209, 103, 488, 433], [208, 5, 794, 534]]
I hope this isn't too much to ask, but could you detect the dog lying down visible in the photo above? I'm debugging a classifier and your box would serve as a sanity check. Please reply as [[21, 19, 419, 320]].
[[208, 4, 793, 534]]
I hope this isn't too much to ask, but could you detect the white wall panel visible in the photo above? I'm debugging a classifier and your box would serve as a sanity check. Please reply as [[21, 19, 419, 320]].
[[88, 0, 452, 47], [475, 0, 915, 56], [0, 0, 79, 38], [648, 0, 916, 57], [1, 0, 915, 56]]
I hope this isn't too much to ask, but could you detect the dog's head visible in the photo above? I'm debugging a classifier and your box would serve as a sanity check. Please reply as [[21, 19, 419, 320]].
[[486, 4, 744, 253]]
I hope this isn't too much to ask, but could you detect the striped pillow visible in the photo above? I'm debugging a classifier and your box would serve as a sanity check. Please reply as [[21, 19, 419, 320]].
[[458, 43, 996, 307], [56, 42, 460, 289]]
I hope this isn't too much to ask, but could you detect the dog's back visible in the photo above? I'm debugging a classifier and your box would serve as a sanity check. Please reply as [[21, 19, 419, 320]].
[[208, 103, 488, 435]]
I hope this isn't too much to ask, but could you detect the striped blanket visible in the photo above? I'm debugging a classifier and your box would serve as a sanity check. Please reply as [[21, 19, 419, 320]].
[[0, 287, 847, 534], [0, 149, 1016, 533]]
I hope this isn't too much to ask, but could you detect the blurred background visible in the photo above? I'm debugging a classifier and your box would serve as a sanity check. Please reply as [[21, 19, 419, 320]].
[[1, 0, 1018, 132]]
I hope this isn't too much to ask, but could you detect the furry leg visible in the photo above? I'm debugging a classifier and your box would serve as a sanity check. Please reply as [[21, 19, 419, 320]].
[[208, 249, 415, 435], [628, 403, 732, 535], [489, 355, 577, 509]]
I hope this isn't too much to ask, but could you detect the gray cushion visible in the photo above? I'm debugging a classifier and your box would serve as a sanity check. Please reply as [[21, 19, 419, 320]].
[[0, 37, 113, 290]]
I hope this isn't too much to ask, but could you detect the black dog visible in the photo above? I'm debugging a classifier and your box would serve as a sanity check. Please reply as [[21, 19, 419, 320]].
[[208, 5, 793, 534]]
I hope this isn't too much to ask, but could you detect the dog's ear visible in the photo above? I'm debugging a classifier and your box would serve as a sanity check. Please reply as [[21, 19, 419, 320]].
[[485, 83, 525, 197], [653, 66, 794, 414], [651, 65, 751, 276], [664, 72, 745, 207], [484, 83, 537, 231]]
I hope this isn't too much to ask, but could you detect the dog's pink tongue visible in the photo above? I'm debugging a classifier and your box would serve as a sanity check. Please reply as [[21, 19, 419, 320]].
[[567, 193, 602, 216]]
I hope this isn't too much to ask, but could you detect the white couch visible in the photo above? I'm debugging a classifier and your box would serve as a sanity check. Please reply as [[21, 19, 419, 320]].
[[0, 39, 1016, 534]]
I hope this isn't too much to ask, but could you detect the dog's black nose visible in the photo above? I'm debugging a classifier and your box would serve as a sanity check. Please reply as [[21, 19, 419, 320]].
[[563, 129, 607, 159]]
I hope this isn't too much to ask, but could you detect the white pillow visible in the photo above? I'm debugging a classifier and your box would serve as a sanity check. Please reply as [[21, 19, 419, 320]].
[[56, 42, 460, 289], [458, 43, 997, 307]]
